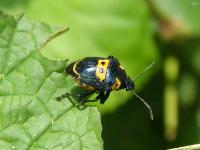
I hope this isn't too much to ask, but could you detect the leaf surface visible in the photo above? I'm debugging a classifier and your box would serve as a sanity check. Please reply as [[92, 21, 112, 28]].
[[0, 12, 103, 150]]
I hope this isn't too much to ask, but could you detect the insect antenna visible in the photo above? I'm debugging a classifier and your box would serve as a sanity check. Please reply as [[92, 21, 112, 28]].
[[131, 61, 155, 120], [133, 61, 155, 81], [132, 90, 153, 120]]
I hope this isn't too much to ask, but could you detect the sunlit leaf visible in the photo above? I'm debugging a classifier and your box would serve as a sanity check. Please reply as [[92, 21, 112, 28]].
[[0, 12, 103, 150]]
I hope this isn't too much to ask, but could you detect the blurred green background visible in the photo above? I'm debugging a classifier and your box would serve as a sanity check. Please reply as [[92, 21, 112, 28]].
[[1, 0, 200, 149]]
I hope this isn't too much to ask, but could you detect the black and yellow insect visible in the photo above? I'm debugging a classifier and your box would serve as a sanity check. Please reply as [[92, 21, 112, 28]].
[[57, 56, 154, 120]]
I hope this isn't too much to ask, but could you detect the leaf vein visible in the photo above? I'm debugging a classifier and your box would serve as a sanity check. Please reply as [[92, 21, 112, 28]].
[[26, 105, 74, 149]]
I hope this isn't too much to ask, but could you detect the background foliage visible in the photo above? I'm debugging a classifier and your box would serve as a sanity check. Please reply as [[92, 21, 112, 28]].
[[0, 0, 200, 149]]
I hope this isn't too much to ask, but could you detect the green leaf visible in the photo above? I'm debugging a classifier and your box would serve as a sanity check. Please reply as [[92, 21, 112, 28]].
[[0, 12, 103, 150]]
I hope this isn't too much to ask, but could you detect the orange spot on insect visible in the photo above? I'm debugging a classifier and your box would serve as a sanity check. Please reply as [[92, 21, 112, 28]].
[[96, 59, 110, 81], [111, 78, 121, 90], [119, 65, 125, 70]]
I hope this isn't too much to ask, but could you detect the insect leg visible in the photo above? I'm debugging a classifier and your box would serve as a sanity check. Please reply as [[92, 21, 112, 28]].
[[71, 90, 110, 109], [99, 90, 111, 104], [78, 98, 99, 105], [56, 90, 96, 101], [77, 90, 107, 105], [90, 90, 110, 104]]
